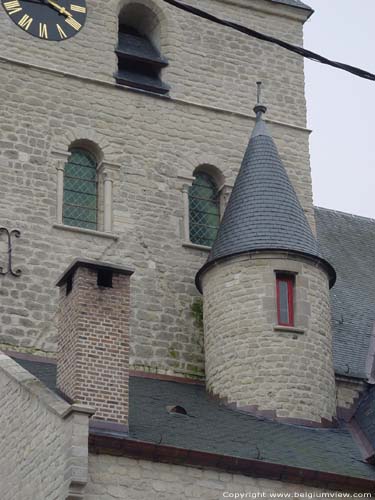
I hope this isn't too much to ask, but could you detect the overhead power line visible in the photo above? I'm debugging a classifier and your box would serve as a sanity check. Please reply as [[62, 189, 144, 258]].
[[162, 0, 375, 82]]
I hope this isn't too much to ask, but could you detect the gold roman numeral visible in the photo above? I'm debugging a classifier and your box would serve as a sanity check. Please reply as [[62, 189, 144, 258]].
[[70, 4, 86, 13], [3, 0, 22, 15], [39, 22, 48, 39], [65, 16, 81, 31], [18, 13, 33, 30], [56, 23, 67, 39]]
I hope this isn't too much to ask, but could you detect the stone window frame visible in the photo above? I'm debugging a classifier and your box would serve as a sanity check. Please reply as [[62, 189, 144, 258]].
[[271, 264, 307, 335], [275, 272, 295, 327], [178, 165, 232, 251], [52, 146, 120, 240]]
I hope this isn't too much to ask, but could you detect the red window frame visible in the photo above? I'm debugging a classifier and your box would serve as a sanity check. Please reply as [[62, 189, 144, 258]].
[[276, 274, 294, 327]]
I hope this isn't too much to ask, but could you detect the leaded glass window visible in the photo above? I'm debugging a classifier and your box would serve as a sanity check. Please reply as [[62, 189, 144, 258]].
[[63, 149, 97, 230], [189, 173, 220, 247]]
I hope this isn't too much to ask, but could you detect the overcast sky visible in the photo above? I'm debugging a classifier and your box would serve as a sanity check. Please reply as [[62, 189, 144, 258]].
[[303, 0, 375, 218]]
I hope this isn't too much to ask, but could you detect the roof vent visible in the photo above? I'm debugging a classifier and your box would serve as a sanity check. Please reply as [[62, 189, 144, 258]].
[[167, 405, 187, 415]]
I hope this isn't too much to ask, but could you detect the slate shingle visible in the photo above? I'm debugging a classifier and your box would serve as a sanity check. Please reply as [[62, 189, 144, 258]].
[[12, 358, 57, 392], [128, 377, 374, 481], [11, 357, 375, 481], [355, 387, 375, 449], [316, 207, 375, 379], [197, 111, 335, 289]]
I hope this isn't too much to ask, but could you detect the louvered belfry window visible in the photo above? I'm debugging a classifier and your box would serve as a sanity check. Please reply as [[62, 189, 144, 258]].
[[189, 173, 220, 247], [116, 25, 169, 95], [63, 149, 98, 230]]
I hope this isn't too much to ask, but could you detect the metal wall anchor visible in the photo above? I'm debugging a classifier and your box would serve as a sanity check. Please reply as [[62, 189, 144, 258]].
[[0, 227, 22, 277]]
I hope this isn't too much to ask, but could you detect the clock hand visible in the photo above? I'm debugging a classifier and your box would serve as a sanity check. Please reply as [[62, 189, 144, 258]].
[[46, 0, 72, 17], [17, 0, 45, 4]]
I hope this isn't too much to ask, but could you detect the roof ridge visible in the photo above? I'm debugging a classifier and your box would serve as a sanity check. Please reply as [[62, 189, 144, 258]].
[[315, 206, 375, 224]]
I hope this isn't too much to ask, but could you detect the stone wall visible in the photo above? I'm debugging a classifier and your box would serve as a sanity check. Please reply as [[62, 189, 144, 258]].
[[86, 454, 355, 499], [336, 378, 366, 414], [201, 252, 336, 424], [0, 352, 92, 500], [0, 0, 310, 125], [0, 0, 314, 377]]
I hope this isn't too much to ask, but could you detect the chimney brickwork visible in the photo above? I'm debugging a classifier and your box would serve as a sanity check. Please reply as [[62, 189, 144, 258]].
[[56, 260, 133, 428]]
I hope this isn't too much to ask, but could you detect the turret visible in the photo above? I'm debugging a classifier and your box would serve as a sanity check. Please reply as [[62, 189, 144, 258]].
[[196, 85, 336, 427]]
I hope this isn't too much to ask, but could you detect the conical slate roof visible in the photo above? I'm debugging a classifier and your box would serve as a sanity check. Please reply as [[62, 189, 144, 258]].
[[196, 104, 335, 290]]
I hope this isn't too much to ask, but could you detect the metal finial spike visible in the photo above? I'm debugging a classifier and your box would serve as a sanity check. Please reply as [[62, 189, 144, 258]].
[[256, 81, 262, 105], [254, 81, 267, 117]]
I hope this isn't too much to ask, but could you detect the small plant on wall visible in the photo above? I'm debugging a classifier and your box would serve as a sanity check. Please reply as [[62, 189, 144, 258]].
[[191, 297, 204, 331]]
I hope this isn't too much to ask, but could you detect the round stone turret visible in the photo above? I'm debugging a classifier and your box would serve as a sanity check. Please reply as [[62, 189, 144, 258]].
[[196, 93, 337, 426]]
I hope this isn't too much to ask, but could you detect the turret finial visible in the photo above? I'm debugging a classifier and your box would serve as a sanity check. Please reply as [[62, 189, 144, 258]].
[[254, 81, 267, 117]]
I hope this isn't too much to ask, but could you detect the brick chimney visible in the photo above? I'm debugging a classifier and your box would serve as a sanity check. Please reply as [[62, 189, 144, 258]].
[[56, 259, 134, 431]]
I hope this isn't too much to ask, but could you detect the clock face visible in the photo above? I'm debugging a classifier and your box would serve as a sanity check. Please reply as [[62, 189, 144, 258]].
[[1, 0, 87, 41]]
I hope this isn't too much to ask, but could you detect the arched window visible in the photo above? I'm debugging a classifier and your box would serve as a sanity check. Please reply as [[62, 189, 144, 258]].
[[189, 173, 220, 247], [116, 4, 169, 95], [63, 149, 98, 230]]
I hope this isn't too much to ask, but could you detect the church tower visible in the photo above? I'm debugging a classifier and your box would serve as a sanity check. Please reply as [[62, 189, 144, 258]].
[[196, 90, 337, 426]]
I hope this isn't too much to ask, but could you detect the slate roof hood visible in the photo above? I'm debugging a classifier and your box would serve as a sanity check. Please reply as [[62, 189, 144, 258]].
[[196, 100, 336, 291]]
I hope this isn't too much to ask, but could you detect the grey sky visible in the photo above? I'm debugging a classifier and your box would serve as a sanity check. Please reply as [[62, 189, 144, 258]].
[[303, 0, 375, 218]]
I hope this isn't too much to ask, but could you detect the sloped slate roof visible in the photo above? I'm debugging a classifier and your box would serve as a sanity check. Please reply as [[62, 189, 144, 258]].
[[129, 377, 375, 480], [197, 112, 334, 289], [355, 387, 375, 449], [315, 207, 375, 379], [11, 356, 375, 481], [208, 117, 321, 259], [11, 358, 57, 392]]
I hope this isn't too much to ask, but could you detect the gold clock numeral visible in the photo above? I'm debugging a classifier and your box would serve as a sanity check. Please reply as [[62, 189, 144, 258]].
[[56, 23, 67, 39], [65, 16, 81, 31], [18, 13, 33, 30], [39, 23, 48, 39], [3, 0, 22, 15], [70, 4, 86, 13]]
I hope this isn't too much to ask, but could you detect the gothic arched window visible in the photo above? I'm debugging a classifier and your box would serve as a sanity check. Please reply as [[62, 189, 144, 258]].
[[189, 173, 220, 247], [63, 149, 98, 230]]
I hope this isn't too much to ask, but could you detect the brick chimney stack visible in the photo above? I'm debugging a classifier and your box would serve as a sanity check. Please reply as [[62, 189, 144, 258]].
[[56, 259, 134, 431]]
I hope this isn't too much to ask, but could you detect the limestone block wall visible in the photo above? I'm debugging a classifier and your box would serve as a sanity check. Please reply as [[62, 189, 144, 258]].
[[0, 0, 314, 378], [201, 252, 336, 424], [86, 454, 355, 499], [336, 378, 366, 414], [0, 352, 92, 500], [0, 0, 309, 125]]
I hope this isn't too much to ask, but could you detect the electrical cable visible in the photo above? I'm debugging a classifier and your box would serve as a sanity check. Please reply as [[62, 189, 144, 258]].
[[162, 0, 375, 82]]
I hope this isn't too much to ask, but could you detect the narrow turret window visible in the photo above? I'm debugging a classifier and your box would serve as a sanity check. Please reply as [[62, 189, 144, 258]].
[[63, 149, 98, 230], [189, 173, 220, 247], [276, 274, 294, 327]]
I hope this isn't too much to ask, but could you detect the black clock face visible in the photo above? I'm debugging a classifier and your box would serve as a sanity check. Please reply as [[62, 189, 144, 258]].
[[1, 0, 86, 41]]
